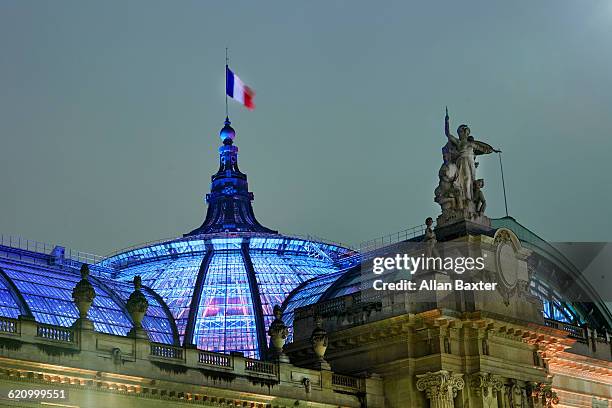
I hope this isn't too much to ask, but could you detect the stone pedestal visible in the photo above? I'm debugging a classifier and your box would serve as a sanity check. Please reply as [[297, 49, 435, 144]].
[[128, 326, 149, 340], [434, 216, 493, 242], [71, 317, 94, 331], [311, 357, 331, 371]]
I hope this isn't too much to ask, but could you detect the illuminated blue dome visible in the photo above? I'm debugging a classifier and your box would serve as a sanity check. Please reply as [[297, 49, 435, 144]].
[[0, 117, 356, 359], [98, 118, 357, 358], [100, 235, 355, 358]]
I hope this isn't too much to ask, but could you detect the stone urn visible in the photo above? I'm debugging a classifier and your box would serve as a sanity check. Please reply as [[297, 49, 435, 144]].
[[72, 264, 96, 319], [126, 276, 149, 336], [267, 305, 289, 362], [310, 315, 330, 369]]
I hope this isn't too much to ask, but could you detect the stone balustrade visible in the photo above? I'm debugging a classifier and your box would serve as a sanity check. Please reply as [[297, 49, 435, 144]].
[[245, 358, 276, 375], [198, 350, 232, 368], [0, 317, 17, 334], [36, 323, 74, 343], [332, 373, 362, 391], [0, 314, 379, 408], [150, 343, 184, 360]]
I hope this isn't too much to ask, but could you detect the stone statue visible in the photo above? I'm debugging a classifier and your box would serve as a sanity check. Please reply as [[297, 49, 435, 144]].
[[435, 108, 499, 226], [423, 217, 440, 258], [434, 150, 463, 212], [473, 179, 486, 216], [444, 108, 498, 203]]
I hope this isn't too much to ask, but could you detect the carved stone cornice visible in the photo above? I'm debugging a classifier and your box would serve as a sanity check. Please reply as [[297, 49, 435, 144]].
[[548, 351, 612, 384], [416, 370, 464, 403], [469, 372, 503, 397]]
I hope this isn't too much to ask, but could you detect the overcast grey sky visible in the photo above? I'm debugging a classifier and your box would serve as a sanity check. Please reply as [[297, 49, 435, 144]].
[[1, 0, 611, 256]]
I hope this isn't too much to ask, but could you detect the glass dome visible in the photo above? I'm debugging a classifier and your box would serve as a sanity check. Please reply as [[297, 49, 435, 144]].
[[97, 118, 358, 357], [100, 234, 355, 358]]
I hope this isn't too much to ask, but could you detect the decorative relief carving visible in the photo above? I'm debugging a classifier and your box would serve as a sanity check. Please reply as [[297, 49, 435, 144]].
[[493, 228, 525, 306], [508, 380, 525, 408], [529, 383, 559, 407]]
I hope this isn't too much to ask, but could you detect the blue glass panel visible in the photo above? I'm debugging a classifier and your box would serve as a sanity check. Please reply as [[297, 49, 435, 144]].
[[113, 253, 205, 344], [0, 306, 20, 318], [249, 238, 284, 251], [542, 300, 552, 319], [211, 238, 242, 251], [282, 271, 346, 341], [193, 251, 259, 358], [530, 278, 580, 323], [250, 251, 340, 343], [0, 285, 20, 318], [0, 260, 133, 335], [100, 279, 175, 344], [101, 239, 207, 269]]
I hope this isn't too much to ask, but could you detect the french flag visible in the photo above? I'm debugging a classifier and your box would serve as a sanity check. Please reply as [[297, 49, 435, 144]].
[[226, 66, 255, 110]]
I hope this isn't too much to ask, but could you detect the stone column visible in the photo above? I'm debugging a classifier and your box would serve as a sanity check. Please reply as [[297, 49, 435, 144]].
[[416, 370, 464, 408]]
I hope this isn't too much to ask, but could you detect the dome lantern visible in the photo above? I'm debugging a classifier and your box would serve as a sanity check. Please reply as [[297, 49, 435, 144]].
[[186, 117, 277, 236]]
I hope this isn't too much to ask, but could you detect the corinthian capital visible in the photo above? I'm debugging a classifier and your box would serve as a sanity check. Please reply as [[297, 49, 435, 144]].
[[416, 370, 465, 400], [469, 373, 503, 397]]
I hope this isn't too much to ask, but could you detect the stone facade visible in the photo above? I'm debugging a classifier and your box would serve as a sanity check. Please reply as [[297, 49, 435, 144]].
[[0, 116, 609, 407]]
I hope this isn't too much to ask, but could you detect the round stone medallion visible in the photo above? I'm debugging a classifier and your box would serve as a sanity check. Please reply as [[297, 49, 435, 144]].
[[497, 242, 519, 288]]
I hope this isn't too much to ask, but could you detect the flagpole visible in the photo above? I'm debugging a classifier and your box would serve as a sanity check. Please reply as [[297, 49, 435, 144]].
[[497, 151, 509, 217], [225, 48, 229, 119]]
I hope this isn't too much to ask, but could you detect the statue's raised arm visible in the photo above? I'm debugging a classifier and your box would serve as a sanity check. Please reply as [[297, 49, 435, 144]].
[[444, 107, 459, 146]]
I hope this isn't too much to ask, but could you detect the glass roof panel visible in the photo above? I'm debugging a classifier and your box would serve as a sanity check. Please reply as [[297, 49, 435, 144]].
[[0, 260, 133, 335], [250, 251, 339, 341], [100, 278, 176, 344], [282, 270, 346, 341], [0, 283, 21, 319], [193, 251, 259, 358], [113, 253, 205, 344]]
